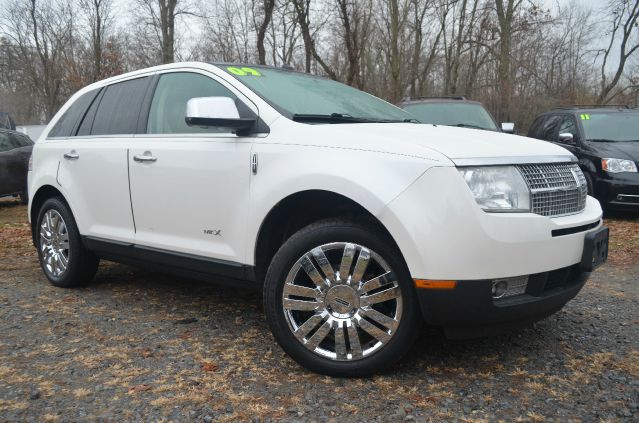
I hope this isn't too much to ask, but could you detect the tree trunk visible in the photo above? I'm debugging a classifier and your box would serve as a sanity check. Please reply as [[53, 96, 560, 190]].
[[159, 0, 177, 64], [257, 0, 275, 65]]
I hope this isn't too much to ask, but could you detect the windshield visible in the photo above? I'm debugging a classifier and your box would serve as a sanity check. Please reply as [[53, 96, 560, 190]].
[[581, 112, 639, 142], [221, 65, 412, 123], [402, 102, 498, 131]]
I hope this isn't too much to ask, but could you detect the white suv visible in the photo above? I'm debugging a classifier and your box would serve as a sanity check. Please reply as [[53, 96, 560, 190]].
[[29, 62, 608, 376]]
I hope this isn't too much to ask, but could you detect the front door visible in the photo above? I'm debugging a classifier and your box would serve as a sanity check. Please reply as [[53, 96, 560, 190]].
[[128, 71, 254, 264]]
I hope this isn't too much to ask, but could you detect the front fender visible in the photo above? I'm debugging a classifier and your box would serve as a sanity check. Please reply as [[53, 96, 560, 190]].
[[244, 143, 439, 265]]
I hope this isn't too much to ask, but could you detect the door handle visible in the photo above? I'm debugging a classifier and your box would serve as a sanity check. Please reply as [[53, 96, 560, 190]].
[[63, 151, 79, 160], [133, 152, 157, 163]]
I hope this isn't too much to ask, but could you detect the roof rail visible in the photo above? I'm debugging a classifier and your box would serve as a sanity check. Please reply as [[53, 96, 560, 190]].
[[554, 104, 632, 110], [402, 95, 468, 101]]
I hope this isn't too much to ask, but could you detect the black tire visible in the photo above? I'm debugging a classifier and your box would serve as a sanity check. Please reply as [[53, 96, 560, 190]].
[[35, 197, 99, 288], [20, 184, 28, 205], [263, 218, 421, 377], [583, 171, 594, 197]]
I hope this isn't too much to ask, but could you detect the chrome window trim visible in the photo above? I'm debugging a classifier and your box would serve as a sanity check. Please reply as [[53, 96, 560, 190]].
[[453, 155, 577, 167]]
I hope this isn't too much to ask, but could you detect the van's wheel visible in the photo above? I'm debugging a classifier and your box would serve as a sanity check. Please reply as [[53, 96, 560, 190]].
[[36, 197, 99, 288], [20, 184, 28, 205], [263, 219, 421, 376], [584, 172, 594, 196]]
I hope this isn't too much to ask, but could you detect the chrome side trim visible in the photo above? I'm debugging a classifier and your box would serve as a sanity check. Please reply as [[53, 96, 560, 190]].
[[453, 155, 577, 167]]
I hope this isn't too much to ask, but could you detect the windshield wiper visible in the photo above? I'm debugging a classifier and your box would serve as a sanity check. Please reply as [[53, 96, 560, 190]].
[[453, 123, 490, 130], [588, 138, 634, 142], [292, 113, 418, 124], [292, 113, 371, 123]]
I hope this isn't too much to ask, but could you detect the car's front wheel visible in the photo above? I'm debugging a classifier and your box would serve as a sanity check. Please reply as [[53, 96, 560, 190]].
[[263, 219, 421, 376], [36, 197, 99, 288]]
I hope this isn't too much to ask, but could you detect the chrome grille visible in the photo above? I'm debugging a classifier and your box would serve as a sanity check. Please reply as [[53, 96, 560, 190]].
[[517, 163, 587, 217]]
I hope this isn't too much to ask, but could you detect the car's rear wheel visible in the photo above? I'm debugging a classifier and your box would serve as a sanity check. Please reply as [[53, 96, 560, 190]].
[[263, 219, 420, 376], [36, 197, 99, 287]]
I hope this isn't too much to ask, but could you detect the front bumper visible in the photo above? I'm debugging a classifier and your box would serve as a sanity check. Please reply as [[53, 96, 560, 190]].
[[378, 166, 604, 280], [416, 264, 589, 338], [594, 172, 639, 210]]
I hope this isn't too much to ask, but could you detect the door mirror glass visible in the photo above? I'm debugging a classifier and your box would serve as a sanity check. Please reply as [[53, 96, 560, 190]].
[[501, 122, 515, 134], [558, 132, 575, 144], [185, 97, 256, 130]]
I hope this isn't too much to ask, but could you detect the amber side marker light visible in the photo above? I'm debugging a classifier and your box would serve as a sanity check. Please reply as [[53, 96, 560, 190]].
[[414, 280, 457, 290]]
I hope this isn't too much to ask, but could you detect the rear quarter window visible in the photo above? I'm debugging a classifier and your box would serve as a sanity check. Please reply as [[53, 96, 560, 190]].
[[90, 77, 150, 135], [47, 89, 100, 137]]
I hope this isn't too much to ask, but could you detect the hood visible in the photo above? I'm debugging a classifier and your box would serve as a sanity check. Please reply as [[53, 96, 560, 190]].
[[585, 141, 639, 161], [274, 120, 574, 165]]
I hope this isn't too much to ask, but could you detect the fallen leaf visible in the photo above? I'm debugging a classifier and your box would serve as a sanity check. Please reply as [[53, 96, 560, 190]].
[[139, 348, 154, 358], [177, 330, 192, 340], [62, 295, 78, 304], [201, 362, 218, 372], [128, 384, 151, 393]]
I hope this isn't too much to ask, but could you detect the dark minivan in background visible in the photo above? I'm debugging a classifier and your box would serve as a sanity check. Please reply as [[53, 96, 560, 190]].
[[0, 128, 33, 204], [398, 96, 515, 133], [528, 105, 639, 211]]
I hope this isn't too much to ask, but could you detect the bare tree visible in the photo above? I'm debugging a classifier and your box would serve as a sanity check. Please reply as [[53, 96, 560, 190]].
[[79, 0, 114, 81], [291, 0, 336, 77], [134, 0, 196, 64], [255, 0, 276, 64], [1, 0, 75, 120], [336, 0, 373, 88], [597, 0, 639, 103], [494, 0, 523, 121]]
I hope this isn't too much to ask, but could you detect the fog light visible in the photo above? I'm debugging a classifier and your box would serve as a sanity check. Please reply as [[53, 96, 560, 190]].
[[491, 276, 528, 299]]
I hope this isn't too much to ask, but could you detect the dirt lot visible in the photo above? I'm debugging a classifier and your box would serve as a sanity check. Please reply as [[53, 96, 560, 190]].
[[0, 199, 637, 422]]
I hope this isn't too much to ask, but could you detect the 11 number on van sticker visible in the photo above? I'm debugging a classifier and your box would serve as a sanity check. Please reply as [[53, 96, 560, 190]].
[[580, 114, 590, 120], [227, 67, 262, 76]]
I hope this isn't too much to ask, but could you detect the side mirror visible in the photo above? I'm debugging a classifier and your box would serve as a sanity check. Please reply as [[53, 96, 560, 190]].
[[558, 133, 575, 144], [185, 97, 256, 130], [501, 122, 515, 134]]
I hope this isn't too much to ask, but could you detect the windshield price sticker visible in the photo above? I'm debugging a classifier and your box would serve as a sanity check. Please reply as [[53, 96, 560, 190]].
[[580, 114, 590, 120], [227, 67, 262, 76]]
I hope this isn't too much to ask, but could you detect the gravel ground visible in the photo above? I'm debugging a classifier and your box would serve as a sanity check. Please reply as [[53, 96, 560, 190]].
[[0, 199, 637, 422]]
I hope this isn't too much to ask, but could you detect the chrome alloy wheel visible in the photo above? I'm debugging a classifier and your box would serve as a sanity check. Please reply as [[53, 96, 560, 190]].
[[282, 242, 403, 361], [39, 209, 70, 277]]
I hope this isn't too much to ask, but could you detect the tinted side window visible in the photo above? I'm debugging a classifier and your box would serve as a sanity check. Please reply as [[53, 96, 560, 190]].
[[91, 77, 150, 135], [48, 89, 100, 137], [77, 89, 104, 136], [10, 133, 33, 147], [556, 115, 578, 142], [538, 115, 561, 141], [528, 117, 545, 139], [147, 72, 238, 134], [0, 132, 12, 152]]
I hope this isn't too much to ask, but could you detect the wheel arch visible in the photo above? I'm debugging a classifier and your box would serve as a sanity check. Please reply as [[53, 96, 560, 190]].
[[578, 158, 597, 174], [253, 189, 401, 284], [29, 184, 71, 245]]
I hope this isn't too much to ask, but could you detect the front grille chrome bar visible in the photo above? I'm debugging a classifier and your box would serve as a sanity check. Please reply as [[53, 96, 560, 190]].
[[517, 163, 587, 217]]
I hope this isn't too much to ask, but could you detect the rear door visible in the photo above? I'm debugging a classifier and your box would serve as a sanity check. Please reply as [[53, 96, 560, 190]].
[[7, 132, 33, 195], [128, 70, 255, 264], [0, 131, 21, 195], [55, 77, 151, 242]]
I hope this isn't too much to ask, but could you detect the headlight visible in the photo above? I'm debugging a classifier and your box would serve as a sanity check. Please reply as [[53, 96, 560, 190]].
[[602, 158, 637, 173], [459, 166, 530, 212]]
